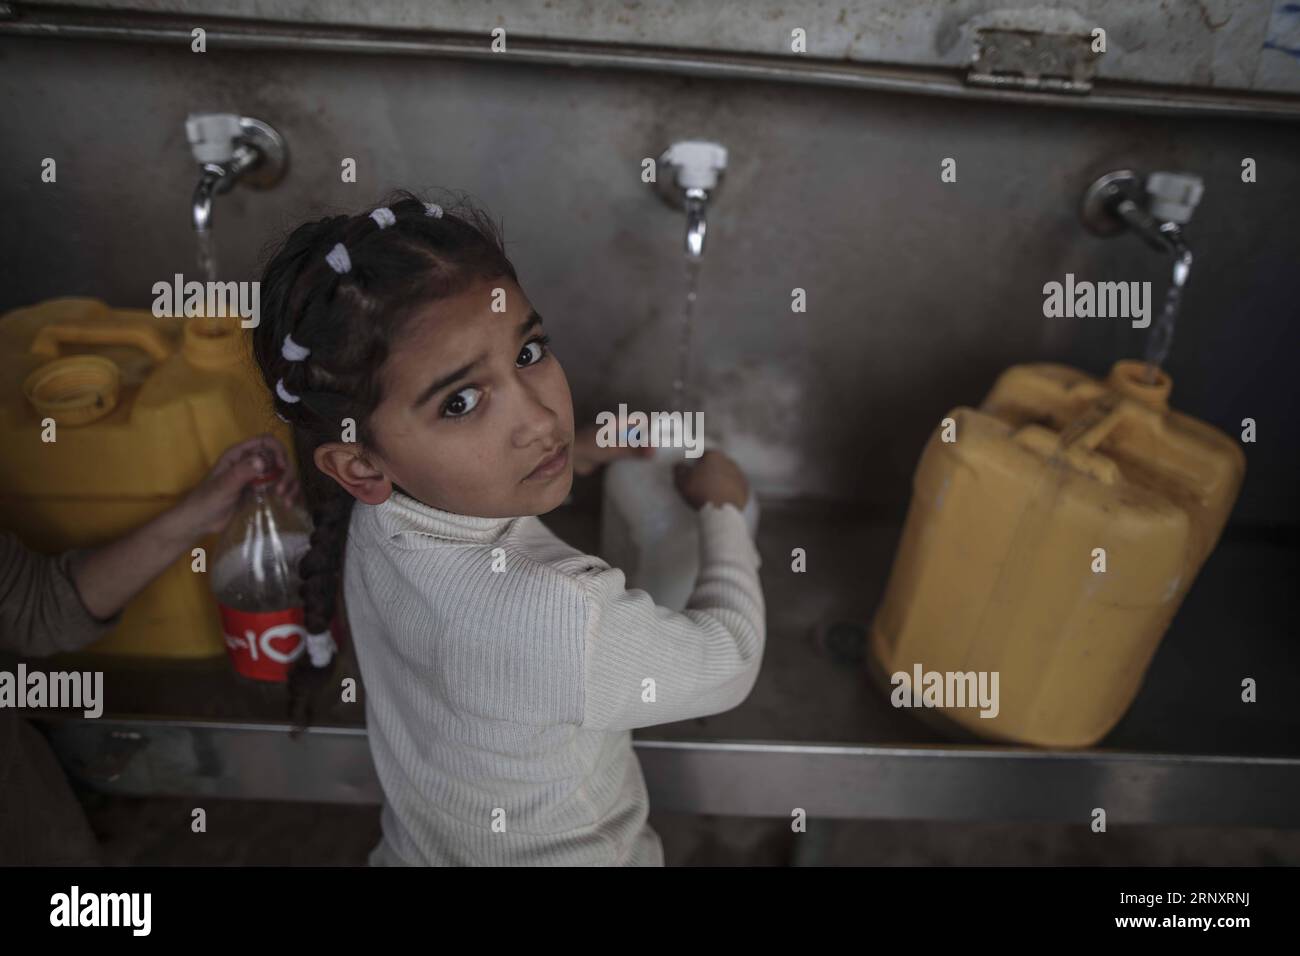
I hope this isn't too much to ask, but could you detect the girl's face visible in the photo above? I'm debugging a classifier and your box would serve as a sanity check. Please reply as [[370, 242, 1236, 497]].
[[330, 276, 575, 518]]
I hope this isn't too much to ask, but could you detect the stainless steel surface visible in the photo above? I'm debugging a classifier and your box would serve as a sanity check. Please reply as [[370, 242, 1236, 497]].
[[17, 499, 1300, 825], [636, 742, 1300, 825], [39, 717, 381, 804], [27, 716, 1300, 826]]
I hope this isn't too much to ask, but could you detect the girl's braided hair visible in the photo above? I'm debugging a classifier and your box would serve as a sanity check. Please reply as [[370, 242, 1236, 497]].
[[251, 189, 518, 730]]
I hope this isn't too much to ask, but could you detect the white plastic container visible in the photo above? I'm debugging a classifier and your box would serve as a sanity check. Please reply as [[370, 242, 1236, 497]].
[[600, 444, 759, 611]]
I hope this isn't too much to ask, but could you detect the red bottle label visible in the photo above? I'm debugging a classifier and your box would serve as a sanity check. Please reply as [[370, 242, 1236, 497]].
[[218, 605, 307, 683]]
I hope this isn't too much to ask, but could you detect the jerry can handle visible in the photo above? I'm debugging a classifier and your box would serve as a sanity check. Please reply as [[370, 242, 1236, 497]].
[[1064, 362, 1168, 454], [1013, 396, 1130, 486], [1068, 396, 1139, 454], [30, 323, 172, 361], [1013, 422, 1121, 485]]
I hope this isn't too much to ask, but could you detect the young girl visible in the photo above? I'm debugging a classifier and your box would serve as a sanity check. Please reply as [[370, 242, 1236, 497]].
[[252, 191, 765, 866]]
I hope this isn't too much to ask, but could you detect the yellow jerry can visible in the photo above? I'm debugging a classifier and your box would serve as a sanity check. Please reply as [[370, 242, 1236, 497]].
[[869, 360, 1246, 748], [0, 297, 291, 657]]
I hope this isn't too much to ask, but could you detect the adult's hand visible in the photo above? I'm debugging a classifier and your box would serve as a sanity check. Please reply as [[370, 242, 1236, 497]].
[[179, 434, 302, 538], [69, 434, 300, 621]]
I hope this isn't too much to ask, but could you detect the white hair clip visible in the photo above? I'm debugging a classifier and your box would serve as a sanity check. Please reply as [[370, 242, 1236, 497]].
[[275, 378, 300, 403], [370, 206, 396, 229], [306, 630, 337, 667], [280, 332, 311, 362], [424, 203, 443, 219], [325, 242, 352, 274], [275, 410, 290, 423]]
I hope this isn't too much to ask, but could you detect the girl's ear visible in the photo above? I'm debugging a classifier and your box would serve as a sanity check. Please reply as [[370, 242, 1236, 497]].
[[313, 442, 393, 505]]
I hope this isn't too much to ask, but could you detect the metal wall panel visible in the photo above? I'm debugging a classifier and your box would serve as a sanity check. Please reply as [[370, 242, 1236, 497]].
[[2, 25, 1297, 522]]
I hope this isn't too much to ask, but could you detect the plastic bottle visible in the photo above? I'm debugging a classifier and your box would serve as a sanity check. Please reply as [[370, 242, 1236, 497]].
[[601, 444, 759, 611], [211, 458, 317, 682]]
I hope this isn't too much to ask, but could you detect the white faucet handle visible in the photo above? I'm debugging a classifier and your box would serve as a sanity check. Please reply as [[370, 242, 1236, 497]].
[[1145, 172, 1204, 225], [660, 140, 728, 191], [186, 113, 244, 165]]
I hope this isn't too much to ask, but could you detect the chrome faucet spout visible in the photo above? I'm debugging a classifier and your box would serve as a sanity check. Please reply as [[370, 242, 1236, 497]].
[[1165, 228, 1193, 286], [655, 141, 726, 259], [1112, 196, 1194, 281], [186, 114, 288, 233], [1113, 196, 1178, 255], [191, 164, 226, 233], [191, 145, 259, 233], [684, 187, 708, 259]]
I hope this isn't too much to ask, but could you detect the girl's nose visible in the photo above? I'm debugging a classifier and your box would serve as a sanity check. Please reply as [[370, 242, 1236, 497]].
[[511, 381, 562, 445]]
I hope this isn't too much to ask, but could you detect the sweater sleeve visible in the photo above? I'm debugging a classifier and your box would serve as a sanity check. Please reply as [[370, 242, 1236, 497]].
[[0, 531, 124, 658], [574, 501, 765, 731]]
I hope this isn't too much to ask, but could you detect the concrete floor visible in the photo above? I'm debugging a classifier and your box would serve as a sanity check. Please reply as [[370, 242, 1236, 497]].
[[79, 789, 1300, 866]]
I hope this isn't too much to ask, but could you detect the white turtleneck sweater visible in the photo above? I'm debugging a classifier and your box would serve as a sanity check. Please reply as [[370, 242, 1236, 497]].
[[342, 489, 765, 866]]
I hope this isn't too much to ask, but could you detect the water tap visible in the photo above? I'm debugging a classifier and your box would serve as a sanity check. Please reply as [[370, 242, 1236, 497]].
[[656, 141, 728, 258], [1081, 169, 1202, 261], [185, 113, 288, 232]]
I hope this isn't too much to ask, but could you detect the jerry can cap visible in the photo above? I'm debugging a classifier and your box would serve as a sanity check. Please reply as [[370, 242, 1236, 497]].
[[23, 355, 121, 427]]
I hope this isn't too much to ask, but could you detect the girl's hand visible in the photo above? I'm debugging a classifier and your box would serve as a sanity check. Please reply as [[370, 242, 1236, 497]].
[[177, 434, 302, 538], [673, 449, 749, 511], [571, 422, 655, 477]]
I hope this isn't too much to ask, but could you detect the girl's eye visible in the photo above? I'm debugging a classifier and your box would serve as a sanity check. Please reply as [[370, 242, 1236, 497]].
[[518, 334, 551, 367], [441, 387, 482, 418], [441, 335, 551, 420]]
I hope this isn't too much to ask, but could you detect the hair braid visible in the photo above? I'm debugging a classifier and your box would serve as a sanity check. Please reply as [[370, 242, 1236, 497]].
[[285, 461, 354, 733]]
